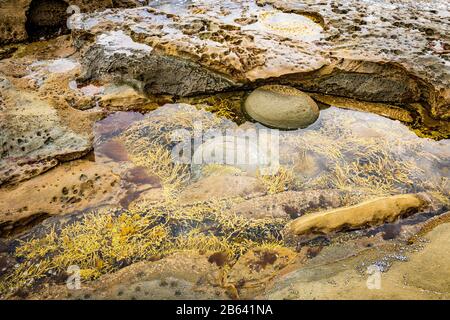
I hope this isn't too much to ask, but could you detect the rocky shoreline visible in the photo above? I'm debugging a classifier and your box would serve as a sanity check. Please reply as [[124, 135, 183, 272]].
[[0, 0, 449, 300]]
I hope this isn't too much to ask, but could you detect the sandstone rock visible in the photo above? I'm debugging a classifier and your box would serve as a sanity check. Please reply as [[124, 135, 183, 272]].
[[310, 93, 414, 123], [28, 251, 227, 300], [226, 247, 297, 297], [178, 174, 265, 204], [244, 85, 319, 129], [394, 222, 450, 293], [99, 84, 160, 112], [0, 0, 143, 44], [262, 220, 450, 299], [0, 85, 99, 185], [285, 194, 429, 237], [79, 30, 237, 97], [0, 159, 123, 237], [231, 189, 348, 220], [69, 0, 449, 119], [0, 36, 111, 186]]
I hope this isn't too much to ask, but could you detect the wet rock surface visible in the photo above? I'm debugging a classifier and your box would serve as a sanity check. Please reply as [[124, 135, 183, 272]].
[[285, 194, 430, 238], [0, 1, 449, 301], [70, 0, 450, 120], [244, 85, 319, 129], [230, 189, 348, 220], [261, 222, 450, 299], [29, 251, 228, 300], [0, 0, 143, 44], [179, 174, 266, 204], [0, 159, 123, 237]]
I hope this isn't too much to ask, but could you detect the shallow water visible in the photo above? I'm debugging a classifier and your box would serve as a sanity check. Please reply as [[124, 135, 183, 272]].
[[1, 100, 449, 299], [94, 105, 449, 205]]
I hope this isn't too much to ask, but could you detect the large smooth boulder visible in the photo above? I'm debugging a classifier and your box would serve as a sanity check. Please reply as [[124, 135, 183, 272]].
[[243, 85, 319, 129]]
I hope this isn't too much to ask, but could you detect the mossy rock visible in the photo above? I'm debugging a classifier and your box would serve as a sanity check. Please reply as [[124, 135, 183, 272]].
[[243, 85, 319, 129]]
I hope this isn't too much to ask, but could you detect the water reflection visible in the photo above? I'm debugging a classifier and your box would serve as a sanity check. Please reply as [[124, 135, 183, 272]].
[[93, 105, 449, 209]]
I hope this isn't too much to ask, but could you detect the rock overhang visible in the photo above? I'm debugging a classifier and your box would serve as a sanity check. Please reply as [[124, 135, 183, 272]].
[[69, 0, 449, 119]]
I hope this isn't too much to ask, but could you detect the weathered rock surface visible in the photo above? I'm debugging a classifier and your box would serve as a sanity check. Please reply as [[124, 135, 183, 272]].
[[0, 0, 143, 44], [179, 174, 265, 204], [311, 93, 414, 123], [262, 221, 450, 299], [285, 194, 430, 237], [0, 160, 123, 237], [226, 247, 297, 298], [27, 251, 228, 300], [231, 189, 348, 220], [0, 80, 98, 186], [70, 0, 450, 119], [244, 85, 319, 129], [0, 36, 111, 186]]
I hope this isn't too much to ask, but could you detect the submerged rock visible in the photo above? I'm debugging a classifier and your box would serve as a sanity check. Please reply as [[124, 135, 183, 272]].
[[243, 85, 319, 129], [191, 134, 279, 176], [27, 251, 227, 300], [226, 247, 297, 298], [231, 189, 348, 220], [285, 194, 430, 237], [0, 160, 123, 237]]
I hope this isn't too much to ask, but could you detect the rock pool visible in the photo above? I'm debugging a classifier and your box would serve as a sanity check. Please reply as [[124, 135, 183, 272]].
[[0, 0, 449, 301]]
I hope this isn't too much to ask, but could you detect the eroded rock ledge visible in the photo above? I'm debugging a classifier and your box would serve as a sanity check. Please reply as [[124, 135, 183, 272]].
[[69, 0, 449, 120], [0, 0, 143, 44]]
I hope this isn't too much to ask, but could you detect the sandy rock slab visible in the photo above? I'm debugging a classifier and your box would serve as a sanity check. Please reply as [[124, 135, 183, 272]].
[[27, 251, 228, 300], [285, 194, 430, 238], [261, 222, 450, 299], [0, 0, 144, 44], [70, 0, 449, 119], [0, 38, 109, 186], [0, 81, 100, 186], [0, 159, 124, 237]]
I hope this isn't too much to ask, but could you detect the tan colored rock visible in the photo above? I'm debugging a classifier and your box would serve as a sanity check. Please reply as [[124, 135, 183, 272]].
[[0, 159, 123, 236], [71, 0, 449, 119], [262, 221, 450, 300], [99, 84, 160, 112], [0, 38, 108, 186], [0, 0, 142, 44], [231, 190, 347, 220], [27, 251, 227, 300], [244, 85, 319, 129], [0, 82, 101, 186], [310, 93, 414, 123], [285, 194, 429, 237], [179, 174, 265, 204], [227, 247, 297, 297], [393, 222, 450, 294]]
